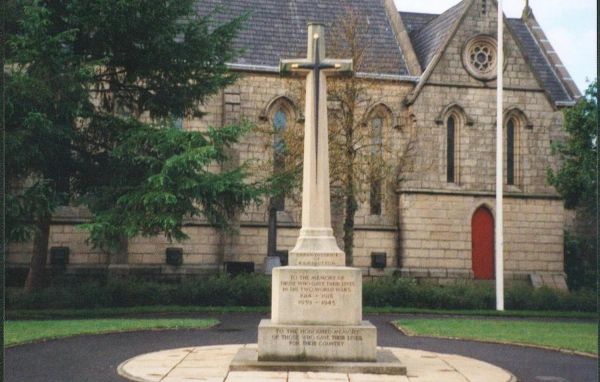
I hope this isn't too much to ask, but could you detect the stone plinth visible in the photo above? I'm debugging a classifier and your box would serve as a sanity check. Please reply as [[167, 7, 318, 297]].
[[272, 267, 362, 326], [289, 228, 345, 266], [258, 320, 377, 362]]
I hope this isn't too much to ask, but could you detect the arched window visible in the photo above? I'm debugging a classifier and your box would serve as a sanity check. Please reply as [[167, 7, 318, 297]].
[[365, 103, 394, 216], [273, 110, 287, 159], [506, 118, 515, 185], [171, 105, 184, 131], [447, 116, 456, 183], [437, 103, 469, 185], [271, 108, 288, 211], [370, 117, 383, 215], [503, 107, 529, 187]]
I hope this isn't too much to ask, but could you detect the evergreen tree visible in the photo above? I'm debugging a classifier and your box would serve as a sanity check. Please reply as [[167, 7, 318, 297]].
[[548, 80, 597, 215], [6, 0, 268, 292], [7, 0, 98, 292], [548, 80, 597, 289]]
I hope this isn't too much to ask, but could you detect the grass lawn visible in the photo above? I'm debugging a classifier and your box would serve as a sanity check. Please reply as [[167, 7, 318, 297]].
[[6, 305, 596, 320], [396, 318, 598, 355], [363, 307, 596, 319], [7, 305, 269, 318], [4, 318, 219, 346]]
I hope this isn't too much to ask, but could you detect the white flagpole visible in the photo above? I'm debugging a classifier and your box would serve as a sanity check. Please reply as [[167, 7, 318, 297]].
[[496, 0, 505, 311]]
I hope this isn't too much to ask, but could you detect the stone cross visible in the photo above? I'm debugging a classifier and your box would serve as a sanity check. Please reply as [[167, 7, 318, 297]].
[[281, 23, 352, 181], [280, 23, 352, 267]]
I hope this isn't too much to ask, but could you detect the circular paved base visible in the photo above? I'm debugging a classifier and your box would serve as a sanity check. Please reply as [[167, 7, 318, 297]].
[[118, 344, 517, 382]]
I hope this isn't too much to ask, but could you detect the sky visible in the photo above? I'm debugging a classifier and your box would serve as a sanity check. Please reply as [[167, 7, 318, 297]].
[[394, 0, 597, 93]]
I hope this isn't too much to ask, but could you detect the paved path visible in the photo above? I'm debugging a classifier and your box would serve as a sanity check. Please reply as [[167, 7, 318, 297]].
[[5, 314, 596, 382], [118, 344, 516, 382]]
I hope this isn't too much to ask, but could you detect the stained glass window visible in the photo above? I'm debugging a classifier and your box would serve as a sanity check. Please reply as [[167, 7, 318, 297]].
[[507, 118, 515, 185], [447, 116, 455, 183], [272, 109, 287, 211], [370, 117, 383, 215]]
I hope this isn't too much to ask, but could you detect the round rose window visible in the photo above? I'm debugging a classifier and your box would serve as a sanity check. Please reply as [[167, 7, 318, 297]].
[[462, 35, 499, 81]]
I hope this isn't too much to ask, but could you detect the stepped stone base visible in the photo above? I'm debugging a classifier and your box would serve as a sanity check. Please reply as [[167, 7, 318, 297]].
[[258, 319, 377, 362], [230, 347, 407, 375]]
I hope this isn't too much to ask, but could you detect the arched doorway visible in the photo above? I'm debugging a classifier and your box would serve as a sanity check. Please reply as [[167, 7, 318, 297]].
[[471, 206, 495, 280]]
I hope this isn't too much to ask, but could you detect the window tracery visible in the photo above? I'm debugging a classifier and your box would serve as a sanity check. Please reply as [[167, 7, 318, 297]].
[[463, 35, 499, 81]]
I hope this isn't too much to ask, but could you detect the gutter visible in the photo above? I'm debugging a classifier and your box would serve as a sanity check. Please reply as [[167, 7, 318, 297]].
[[555, 101, 577, 107], [356, 72, 420, 82], [226, 63, 420, 83], [226, 63, 279, 73], [395, 187, 562, 200]]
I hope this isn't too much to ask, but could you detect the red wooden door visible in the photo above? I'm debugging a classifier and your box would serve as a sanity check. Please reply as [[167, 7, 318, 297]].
[[471, 207, 495, 280]]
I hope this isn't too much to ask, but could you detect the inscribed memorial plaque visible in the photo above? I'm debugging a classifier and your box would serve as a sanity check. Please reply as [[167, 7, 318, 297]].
[[271, 267, 362, 326]]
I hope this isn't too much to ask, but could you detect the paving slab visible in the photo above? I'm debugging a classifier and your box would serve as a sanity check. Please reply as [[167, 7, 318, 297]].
[[118, 344, 516, 382], [348, 374, 409, 382], [230, 347, 406, 375]]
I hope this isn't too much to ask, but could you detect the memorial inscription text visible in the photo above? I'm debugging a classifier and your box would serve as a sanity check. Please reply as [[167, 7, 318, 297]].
[[293, 253, 344, 266], [271, 327, 363, 347], [279, 273, 356, 307]]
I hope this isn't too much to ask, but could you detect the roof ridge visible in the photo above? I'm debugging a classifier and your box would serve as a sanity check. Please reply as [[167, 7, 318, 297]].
[[194, 0, 410, 76], [519, 20, 573, 101], [385, 0, 422, 75], [410, 0, 467, 36], [520, 13, 581, 99], [399, 11, 440, 16], [505, 17, 574, 104], [405, 0, 475, 105]]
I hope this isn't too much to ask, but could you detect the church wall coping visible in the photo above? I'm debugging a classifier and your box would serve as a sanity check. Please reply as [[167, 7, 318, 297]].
[[423, 81, 545, 93], [396, 188, 562, 200], [226, 63, 420, 83]]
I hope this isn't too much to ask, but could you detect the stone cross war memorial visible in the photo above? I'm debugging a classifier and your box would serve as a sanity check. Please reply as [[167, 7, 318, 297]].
[[229, 23, 406, 375]]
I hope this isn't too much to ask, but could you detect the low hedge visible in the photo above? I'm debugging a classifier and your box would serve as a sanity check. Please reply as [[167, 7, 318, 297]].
[[6, 275, 596, 312], [6, 275, 272, 310], [363, 277, 596, 312]]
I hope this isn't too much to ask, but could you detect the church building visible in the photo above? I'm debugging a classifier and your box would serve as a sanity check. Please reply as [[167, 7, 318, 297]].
[[7, 0, 581, 289]]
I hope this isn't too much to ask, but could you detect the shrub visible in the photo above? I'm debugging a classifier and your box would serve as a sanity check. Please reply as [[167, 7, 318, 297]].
[[226, 275, 271, 306], [6, 281, 108, 309], [505, 286, 596, 312], [363, 278, 495, 310], [5, 275, 596, 312], [564, 231, 597, 290], [105, 278, 176, 307]]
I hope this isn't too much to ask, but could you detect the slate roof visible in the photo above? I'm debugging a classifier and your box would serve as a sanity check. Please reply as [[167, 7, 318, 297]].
[[194, 0, 409, 76], [399, 12, 437, 35], [406, 1, 468, 72], [399, 3, 573, 103], [507, 18, 571, 103]]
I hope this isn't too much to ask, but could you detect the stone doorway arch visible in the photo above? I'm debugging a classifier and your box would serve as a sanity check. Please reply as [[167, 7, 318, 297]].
[[471, 206, 495, 280]]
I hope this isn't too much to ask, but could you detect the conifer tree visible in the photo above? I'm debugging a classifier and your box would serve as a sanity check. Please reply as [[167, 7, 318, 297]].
[[6, 0, 268, 292]]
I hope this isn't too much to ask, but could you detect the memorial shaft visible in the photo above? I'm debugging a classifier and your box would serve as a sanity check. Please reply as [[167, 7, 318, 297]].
[[279, 23, 352, 266]]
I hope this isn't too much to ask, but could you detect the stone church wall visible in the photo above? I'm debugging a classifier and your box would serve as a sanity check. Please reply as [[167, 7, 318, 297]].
[[393, 0, 568, 285], [398, 193, 565, 285], [7, 72, 410, 283], [427, 0, 541, 90], [404, 0, 566, 195], [202, 73, 411, 274], [406, 86, 564, 194]]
